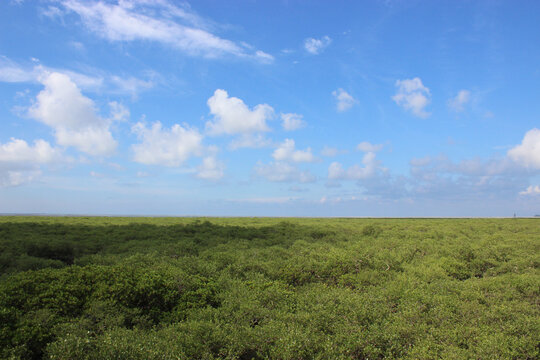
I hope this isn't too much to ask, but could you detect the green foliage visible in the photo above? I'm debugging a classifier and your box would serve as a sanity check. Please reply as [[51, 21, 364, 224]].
[[0, 217, 539, 359]]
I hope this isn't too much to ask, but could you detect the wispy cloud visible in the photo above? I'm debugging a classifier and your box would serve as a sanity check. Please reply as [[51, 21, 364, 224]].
[[0, 56, 154, 95], [228, 196, 299, 204], [228, 134, 273, 150], [357, 141, 384, 152], [255, 161, 316, 183], [57, 0, 273, 63], [448, 89, 471, 112], [0, 56, 38, 83], [109, 75, 154, 97], [321, 146, 340, 157]]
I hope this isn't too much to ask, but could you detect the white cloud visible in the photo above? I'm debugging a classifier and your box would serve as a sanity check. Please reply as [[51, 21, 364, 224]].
[[41, 5, 64, 18], [508, 128, 540, 169], [205, 89, 274, 135], [0, 138, 62, 186], [69, 41, 85, 51], [89, 171, 105, 178], [328, 152, 380, 180], [357, 141, 383, 152], [196, 155, 224, 180], [281, 113, 306, 131], [228, 134, 272, 150], [255, 161, 316, 183], [0, 56, 37, 83], [229, 196, 298, 204], [108, 101, 129, 122], [332, 88, 356, 112], [448, 89, 471, 112], [319, 195, 361, 205], [409, 154, 515, 178], [321, 146, 339, 157], [254, 50, 274, 63], [304, 36, 332, 55], [0, 56, 153, 95], [59, 0, 273, 62], [61, 70, 105, 90], [272, 139, 315, 163], [0, 56, 104, 89], [392, 77, 431, 118], [519, 185, 540, 196], [29, 72, 118, 156], [0, 138, 60, 163], [132, 121, 203, 167], [110, 75, 154, 96], [401, 151, 540, 203]]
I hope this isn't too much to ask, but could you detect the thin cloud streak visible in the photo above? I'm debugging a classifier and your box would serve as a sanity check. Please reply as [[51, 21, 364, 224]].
[[59, 0, 273, 62]]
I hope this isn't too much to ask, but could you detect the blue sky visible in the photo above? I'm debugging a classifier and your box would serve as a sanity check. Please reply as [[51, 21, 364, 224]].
[[1, 0, 539, 216]]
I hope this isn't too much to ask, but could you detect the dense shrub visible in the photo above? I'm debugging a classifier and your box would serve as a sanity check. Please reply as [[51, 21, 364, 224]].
[[0, 217, 538, 359]]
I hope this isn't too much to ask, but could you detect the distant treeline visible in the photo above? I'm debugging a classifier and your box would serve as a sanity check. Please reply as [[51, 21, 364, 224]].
[[0, 218, 538, 359]]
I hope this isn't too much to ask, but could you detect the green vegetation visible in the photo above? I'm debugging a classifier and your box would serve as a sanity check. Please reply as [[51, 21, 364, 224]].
[[0, 216, 539, 359]]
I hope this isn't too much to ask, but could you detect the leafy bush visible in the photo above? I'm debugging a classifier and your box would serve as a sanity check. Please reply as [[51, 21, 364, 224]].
[[0, 217, 538, 359]]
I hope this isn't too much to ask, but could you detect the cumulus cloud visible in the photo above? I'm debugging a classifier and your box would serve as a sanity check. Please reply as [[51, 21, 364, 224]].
[[256, 139, 316, 183], [519, 185, 540, 196], [404, 152, 535, 203], [29, 72, 118, 156], [507, 128, 540, 169], [58, 0, 273, 62], [448, 89, 471, 112], [255, 161, 315, 183], [205, 89, 274, 135], [272, 139, 315, 163], [132, 121, 203, 167], [357, 141, 383, 152], [328, 152, 380, 180], [332, 88, 356, 112], [281, 113, 306, 131], [196, 155, 224, 180], [322, 132, 540, 202], [0, 138, 60, 164], [392, 77, 431, 118], [304, 36, 332, 55], [0, 138, 62, 186]]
